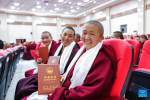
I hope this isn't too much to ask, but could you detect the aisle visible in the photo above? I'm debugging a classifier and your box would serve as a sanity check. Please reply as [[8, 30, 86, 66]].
[[5, 59, 37, 100]]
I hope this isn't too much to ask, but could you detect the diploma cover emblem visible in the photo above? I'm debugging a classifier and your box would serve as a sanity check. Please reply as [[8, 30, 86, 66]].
[[52, 58, 56, 63], [46, 67, 53, 74]]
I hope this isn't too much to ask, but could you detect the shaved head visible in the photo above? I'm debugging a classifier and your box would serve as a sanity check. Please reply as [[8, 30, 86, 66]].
[[85, 20, 104, 36]]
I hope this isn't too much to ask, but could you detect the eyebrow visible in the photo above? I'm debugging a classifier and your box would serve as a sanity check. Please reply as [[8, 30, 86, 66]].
[[90, 31, 94, 33]]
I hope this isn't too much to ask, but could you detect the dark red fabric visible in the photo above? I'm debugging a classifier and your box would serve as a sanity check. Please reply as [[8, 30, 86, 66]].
[[48, 44, 117, 100], [25, 68, 37, 77], [23, 44, 36, 60], [15, 43, 80, 100], [15, 75, 38, 100]]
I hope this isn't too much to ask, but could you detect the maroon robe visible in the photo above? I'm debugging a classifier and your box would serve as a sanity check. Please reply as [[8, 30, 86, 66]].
[[25, 40, 59, 77], [48, 44, 117, 100], [23, 44, 36, 60], [14, 43, 80, 100]]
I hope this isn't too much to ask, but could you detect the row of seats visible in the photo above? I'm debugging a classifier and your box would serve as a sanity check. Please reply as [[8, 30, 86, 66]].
[[126, 40, 150, 100], [0, 46, 22, 100]]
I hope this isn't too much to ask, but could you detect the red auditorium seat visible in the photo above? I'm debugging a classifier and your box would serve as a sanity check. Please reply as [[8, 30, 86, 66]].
[[78, 41, 83, 48], [126, 40, 140, 65], [126, 40, 150, 99], [97, 39, 134, 100]]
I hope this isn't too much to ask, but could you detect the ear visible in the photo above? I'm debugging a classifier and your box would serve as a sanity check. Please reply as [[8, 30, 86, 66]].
[[118, 37, 121, 39], [101, 36, 104, 40]]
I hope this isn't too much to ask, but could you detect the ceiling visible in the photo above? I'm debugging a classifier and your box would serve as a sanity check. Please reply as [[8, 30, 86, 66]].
[[0, 0, 129, 18]]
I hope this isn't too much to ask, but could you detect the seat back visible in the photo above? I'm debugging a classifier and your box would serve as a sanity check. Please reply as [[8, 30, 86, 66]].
[[0, 52, 10, 99], [0, 56, 5, 100], [103, 39, 134, 96], [138, 40, 150, 69], [126, 40, 140, 65], [126, 40, 150, 99], [0, 56, 4, 81]]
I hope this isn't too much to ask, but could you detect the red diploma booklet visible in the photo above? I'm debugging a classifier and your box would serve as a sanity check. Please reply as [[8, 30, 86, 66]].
[[38, 64, 61, 95], [38, 46, 48, 63]]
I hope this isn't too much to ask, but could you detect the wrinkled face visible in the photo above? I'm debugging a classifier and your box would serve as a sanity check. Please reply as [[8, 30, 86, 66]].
[[60, 29, 75, 47], [41, 33, 52, 46], [75, 36, 80, 43], [135, 37, 140, 42], [81, 24, 104, 50]]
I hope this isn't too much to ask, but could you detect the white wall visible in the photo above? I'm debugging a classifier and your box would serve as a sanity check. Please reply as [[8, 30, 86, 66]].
[[61, 18, 78, 24], [92, 10, 106, 20], [110, 0, 138, 35], [111, 13, 138, 35], [145, 0, 150, 34], [8, 25, 32, 43], [145, 9, 150, 34], [111, 0, 138, 15], [36, 17, 56, 23], [7, 15, 32, 22], [37, 26, 57, 42], [0, 14, 79, 43], [79, 15, 92, 24]]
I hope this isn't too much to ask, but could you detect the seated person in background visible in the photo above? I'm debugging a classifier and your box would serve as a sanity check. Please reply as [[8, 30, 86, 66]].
[[25, 31, 59, 77], [0, 40, 4, 49], [74, 34, 80, 43], [22, 41, 36, 60], [147, 35, 150, 40], [135, 36, 140, 43], [135, 36, 143, 50], [140, 35, 148, 51], [3, 41, 9, 50], [14, 27, 80, 100], [23, 20, 117, 100], [111, 31, 123, 39]]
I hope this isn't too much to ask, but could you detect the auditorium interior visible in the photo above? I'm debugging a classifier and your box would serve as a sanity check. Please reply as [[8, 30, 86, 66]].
[[0, 0, 150, 100]]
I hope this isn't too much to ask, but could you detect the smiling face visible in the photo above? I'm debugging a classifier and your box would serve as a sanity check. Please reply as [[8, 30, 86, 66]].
[[60, 29, 75, 47], [81, 24, 104, 50], [41, 33, 52, 46]]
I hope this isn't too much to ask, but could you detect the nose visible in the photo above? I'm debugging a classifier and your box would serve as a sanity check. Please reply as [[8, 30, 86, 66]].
[[43, 38, 47, 41], [65, 35, 69, 39], [85, 34, 90, 39]]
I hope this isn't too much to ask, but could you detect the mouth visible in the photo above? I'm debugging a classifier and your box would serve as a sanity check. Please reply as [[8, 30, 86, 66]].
[[63, 41, 68, 43], [85, 41, 91, 44]]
